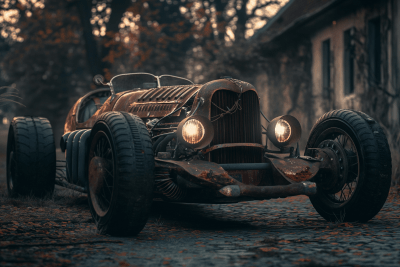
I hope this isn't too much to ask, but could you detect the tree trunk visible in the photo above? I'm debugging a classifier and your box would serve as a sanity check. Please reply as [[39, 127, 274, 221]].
[[214, 0, 229, 45], [76, 0, 101, 76], [235, 0, 249, 42], [100, 0, 132, 78]]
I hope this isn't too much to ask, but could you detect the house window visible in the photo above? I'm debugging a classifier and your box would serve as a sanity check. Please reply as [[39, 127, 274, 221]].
[[368, 18, 381, 85], [344, 28, 355, 95], [322, 39, 330, 97]]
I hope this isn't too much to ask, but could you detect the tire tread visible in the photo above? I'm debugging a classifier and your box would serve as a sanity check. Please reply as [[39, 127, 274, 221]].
[[88, 111, 154, 236], [7, 117, 56, 197]]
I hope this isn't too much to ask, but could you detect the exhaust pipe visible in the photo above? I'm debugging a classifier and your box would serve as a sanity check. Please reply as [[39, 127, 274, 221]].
[[219, 182, 317, 198]]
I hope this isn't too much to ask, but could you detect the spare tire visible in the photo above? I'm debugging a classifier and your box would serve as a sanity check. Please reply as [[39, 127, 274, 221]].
[[7, 117, 56, 198]]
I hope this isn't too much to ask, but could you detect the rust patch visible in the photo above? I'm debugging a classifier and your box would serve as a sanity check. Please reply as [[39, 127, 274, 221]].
[[155, 159, 239, 189], [268, 158, 320, 183], [277, 166, 313, 182]]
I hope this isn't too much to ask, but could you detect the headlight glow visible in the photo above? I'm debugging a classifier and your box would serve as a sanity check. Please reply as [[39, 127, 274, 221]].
[[182, 119, 205, 144], [266, 114, 301, 149], [275, 119, 291, 143], [177, 115, 214, 149]]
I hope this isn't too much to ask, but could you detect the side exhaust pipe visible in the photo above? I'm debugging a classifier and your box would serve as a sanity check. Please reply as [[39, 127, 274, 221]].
[[219, 182, 317, 198]]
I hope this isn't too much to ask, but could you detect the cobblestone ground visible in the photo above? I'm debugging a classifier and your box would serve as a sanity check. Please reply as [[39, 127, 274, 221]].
[[1, 186, 399, 267]]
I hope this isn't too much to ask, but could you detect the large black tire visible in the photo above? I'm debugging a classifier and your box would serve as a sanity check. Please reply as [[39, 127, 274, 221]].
[[305, 109, 392, 222], [87, 112, 154, 236], [7, 117, 56, 198]]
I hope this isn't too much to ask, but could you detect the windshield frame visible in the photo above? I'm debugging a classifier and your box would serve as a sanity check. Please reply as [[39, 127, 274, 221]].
[[108, 72, 194, 95], [158, 74, 194, 87]]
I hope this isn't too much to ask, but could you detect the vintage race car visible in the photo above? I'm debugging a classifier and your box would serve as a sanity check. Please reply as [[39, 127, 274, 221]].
[[6, 73, 392, 236]]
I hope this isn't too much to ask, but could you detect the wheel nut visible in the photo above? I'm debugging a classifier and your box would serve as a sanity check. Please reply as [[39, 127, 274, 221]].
[[339, 158, 342, 162]]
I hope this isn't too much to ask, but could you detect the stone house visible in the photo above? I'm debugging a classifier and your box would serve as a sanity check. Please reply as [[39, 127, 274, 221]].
[[251, 0, 400, 179]]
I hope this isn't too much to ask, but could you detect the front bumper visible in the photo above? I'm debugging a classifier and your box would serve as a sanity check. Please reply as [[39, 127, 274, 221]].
[[155, 158, 318, 200]]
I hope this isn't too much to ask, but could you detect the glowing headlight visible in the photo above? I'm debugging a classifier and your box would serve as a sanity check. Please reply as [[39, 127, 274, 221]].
[[275, 119, 291, 143], [266, 114, 301, 149], [182, 119, 205, 144], [177, 115, 214, 149]]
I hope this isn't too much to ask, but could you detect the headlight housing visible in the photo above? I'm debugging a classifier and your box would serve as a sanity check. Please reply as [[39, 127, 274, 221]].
[[177, 115, 214, 149], [266, 115, 301, 149], [182, 119, 205, 144]]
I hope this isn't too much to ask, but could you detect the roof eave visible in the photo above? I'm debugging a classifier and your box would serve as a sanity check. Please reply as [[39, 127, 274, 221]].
[[250, 0, 296, 41], [253, 0, 346, 44]]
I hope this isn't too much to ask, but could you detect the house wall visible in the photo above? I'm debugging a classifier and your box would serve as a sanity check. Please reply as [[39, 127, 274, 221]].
[[253, 0, 400, 180], [310, 1, 400, 182], [390, 0, 400, 125], [310, 1, 400, 126], [310, 8, 368, 118], [254, 41, 313, 147]]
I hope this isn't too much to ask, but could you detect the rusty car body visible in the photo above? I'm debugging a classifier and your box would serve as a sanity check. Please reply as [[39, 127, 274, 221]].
[[7, 73, 392, 236]]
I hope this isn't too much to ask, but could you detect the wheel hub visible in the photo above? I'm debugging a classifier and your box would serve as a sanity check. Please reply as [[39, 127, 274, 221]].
[[317, 140, 349, 194]]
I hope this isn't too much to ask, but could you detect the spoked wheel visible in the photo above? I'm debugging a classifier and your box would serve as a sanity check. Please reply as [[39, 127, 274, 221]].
[[313, 129, 360, 207], [305, 110, 391, 222], [87, 112, 154, 236], [88, 131, 114, 217]]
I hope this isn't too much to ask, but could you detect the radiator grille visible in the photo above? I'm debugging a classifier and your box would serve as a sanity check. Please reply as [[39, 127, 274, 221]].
[[209, 90, 263, 164]]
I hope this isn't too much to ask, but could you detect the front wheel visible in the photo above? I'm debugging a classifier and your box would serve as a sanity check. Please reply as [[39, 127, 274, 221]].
[[305, 109, 391, 222], [87, 112, 154, 236]]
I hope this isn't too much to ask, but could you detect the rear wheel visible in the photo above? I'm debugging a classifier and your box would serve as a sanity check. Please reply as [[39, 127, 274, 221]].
[[305, 109, 391, 222], [87, 112, 154, 236], [7, 117, 56, 198]]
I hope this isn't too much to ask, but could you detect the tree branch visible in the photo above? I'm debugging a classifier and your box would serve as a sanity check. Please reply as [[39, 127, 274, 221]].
[[251, 1, 280, 17], [374, 85, 399, 98]]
